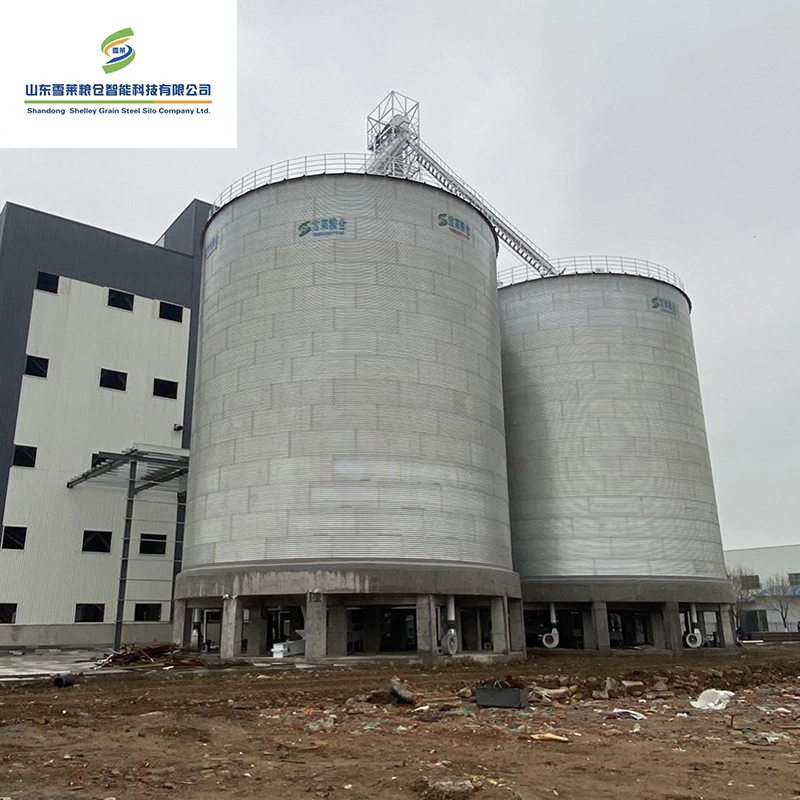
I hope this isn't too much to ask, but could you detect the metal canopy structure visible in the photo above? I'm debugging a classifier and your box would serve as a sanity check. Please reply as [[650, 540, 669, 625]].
[[366, 90, 560, 278], [67, 446, 189, 494], [67, 446, 189, 651]]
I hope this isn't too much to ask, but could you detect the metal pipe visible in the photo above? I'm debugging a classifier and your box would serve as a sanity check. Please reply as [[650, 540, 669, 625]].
[[690, 603, 699, 628], [114, 459, 137, 651], [446, 596, 456, 628], [549, 602, 557, 627]]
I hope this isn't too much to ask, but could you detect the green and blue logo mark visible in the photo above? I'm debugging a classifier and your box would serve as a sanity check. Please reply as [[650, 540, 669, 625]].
[[102, 28, 135, 74]]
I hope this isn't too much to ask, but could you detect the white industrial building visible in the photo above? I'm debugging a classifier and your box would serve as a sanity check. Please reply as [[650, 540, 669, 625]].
[[724, 545, 800, 634]]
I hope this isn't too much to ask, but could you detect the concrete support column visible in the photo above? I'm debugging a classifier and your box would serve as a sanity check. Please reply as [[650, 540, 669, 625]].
[[363, 607, 382, 653], [416, 594, 438, 664], [244, 606, 267, 655], [590, 601, 611, 651], [507, 598, 525, 652], [172, 599, 192, 647], [650, 606, 667, 649], [581, 606, 596, 650], [718, 604, 736, 648], [662, 602, 684, 652], [220, 595, 243, 660], [491, 596, 509, 654], [304, 592, 328, 663], [327, 603, 348, 657]]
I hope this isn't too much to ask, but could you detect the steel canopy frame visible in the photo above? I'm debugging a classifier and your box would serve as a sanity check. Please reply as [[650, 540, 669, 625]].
[[66, 446, 189, 651]]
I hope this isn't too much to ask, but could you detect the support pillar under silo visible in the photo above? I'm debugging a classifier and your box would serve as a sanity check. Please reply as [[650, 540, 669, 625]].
[[507, 598, 525, 652], [172, 598, 192, 648], [718, 604, 736, 648], [416, 594, 438, 664], [491, 596, 509, 654], [327, 604, 348, 657], [220, 595, 243, 660], [662, 602, 684, 652], [590, 601, 611, 651], [304, 593, 328, 663]]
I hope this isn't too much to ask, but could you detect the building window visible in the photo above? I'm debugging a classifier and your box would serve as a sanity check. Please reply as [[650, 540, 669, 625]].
[[741, 574, 761, 591], [789, 573, 800, 586], [1, 526, 27, 550], [134, 603, 162, 622], [153, 378, 179, 399], [139, 533, 167, 555], [25, 355, 49, 378], [0, 603, 17, 624], [36, 272, 59, 293], [75, 603, 104, 623], [108, 289, 134, 311], [99, 368, 127, 391], [159, 302, 183, 323], [82, 530, 112, 553], [12, 445, 37, 468]]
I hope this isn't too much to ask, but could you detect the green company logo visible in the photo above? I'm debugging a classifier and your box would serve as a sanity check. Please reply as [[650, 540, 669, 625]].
[[102, 28, 136, 74], [298, 218, 347, 237], [438, 212, 471, 239]]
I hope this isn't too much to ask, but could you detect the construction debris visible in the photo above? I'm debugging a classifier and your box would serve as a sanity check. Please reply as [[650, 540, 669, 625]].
[[94, 642, 206, 669]]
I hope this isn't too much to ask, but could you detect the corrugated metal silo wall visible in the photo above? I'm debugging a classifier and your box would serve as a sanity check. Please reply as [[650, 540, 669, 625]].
[[499, 273, 727, 582], [184, 174, 513, 573]]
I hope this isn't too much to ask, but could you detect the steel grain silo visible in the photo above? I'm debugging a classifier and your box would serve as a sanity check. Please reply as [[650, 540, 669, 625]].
[[175, 163, 524, 661], [499, 258, 734, 651]]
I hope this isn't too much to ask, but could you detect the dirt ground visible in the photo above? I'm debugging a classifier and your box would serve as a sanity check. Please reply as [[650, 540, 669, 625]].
[[3, 646, 800, 800]]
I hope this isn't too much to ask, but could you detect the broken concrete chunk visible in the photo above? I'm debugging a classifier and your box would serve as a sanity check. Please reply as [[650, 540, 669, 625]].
[[390, 676, 417, 704]]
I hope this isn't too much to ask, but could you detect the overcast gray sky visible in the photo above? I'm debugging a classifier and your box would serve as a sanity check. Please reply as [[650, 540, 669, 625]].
[[1, 1, 797, 550]]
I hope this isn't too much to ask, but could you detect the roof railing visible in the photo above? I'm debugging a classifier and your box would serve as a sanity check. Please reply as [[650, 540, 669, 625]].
[[497, 255, 687, 295]]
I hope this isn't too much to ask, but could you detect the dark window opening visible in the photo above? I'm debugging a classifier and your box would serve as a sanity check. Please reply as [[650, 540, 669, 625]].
[[12, 445, 37, 468], [741, 574, 761, 591], [0, 603, 17, 624], [25, 355, 49, 378], [82, 530, 112, 553], [139, 533, 167, 555], [134, 603, 162, 622], [789, 573, 800, 586], [153, 378, 179, 399], [75, 603, 104, 623], [1, 526, 27, 550], [100, 368, 127, 391], [159, 302, 184, 323], [36, 272, 59, 293], [108, 289, 134, 311]]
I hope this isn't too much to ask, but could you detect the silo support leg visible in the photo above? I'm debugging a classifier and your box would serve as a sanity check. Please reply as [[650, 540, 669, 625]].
[[507, 599, 525, 652], [662, 602, 683, 652], [304, 594, 328, 663], [416, 594, 438, 664], [590, 601, 611, 651], [491, 596, 509, 654], [172, 599, 192, 647], [220, 595, 243, 660], [327, 604, 348, 657], [717, 604, 736, 648]]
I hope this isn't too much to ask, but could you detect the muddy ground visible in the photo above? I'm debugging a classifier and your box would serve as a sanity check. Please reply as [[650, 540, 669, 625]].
[[3, 646, 800, 800]]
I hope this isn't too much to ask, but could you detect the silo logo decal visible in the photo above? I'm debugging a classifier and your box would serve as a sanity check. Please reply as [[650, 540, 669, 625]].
[[205, 233, 219, 257], [652, 296, 677, 315], [298, 218, 348, 237], [438, 213, 471, 240], [102, 28, 136, 74]]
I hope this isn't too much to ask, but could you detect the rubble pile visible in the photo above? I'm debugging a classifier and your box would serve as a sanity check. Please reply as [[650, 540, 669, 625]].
[[95, 642, 207, 669]]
